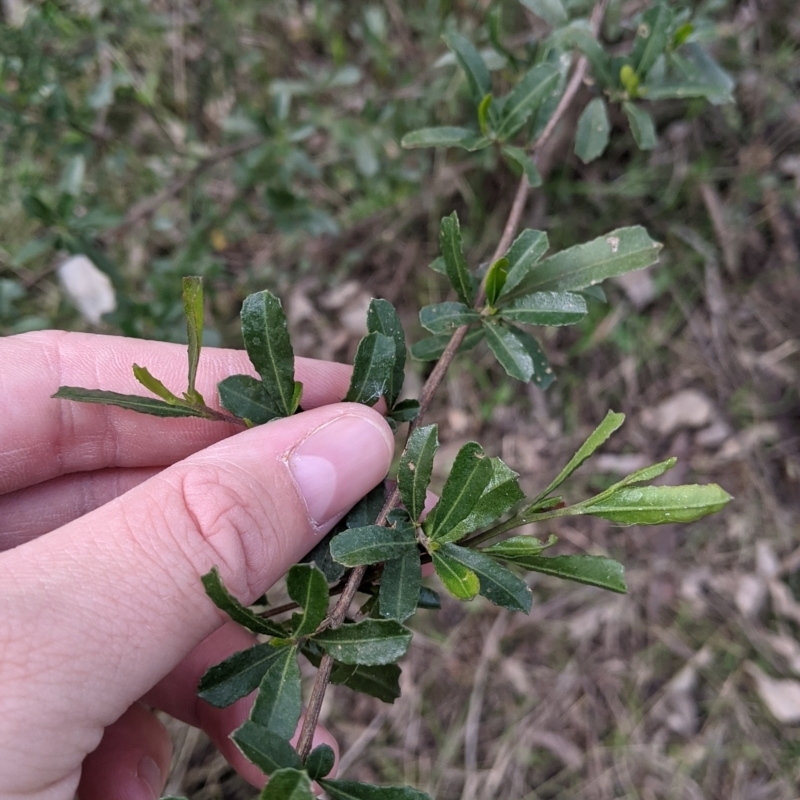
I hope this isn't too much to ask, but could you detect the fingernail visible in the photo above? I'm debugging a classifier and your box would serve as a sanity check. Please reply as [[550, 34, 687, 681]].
[[137, 755, 162, 800], [287, 414, 392, 527]]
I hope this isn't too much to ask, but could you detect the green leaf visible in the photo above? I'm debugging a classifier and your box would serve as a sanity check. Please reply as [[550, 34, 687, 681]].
[[260, 768, 315, 800], [410, 327, 485, 361], [439, 212, 476, 306], [630, 3, 674, 77], [583, 484, 732, 525], [441, 458, 525, 543], [347, 483, 388, 529], [132, 364, 182, 404], [329, 662, 402, 703], [431, 549, 480, 600], [502, 226, 662, 299], [313, 620, 412, 665], [303, 530, 346, 583], [367, 299, 407, 407], [499, 291, 587, 326], [345, 332, 395, 406], [477, 93, 493, 136], [398, 424, 439, 523], [519, 0, 568, 27], [483, 535, 556, 560], [250, 645, 302, 739], [231, 721, 302, 776], [495, 63, 560, 141], [501, 145, 542, 187], [532, 410, 625, 504], [321, 779, 431, 800], [499, 229, 550, 299], [218, 374, 281, 425], [575, 98, 610, 164], [483, 319, 537, 382], [306, 744, 336, 780], [643, 44, 734, 105], [620, 64, 641, 98], [424, 442, 494, 541], [442, 31, 491, 106], [182, 276, 205, 403], [553, 22, 613, 87], [287, 564, 329, 637], [240, 291, 299, 417], [198, 642, 284, 708], [51, 387, 207, 418], [440, 543, 532, 612], [388, 399, 420, 424], [428, 256, 446, 274], [330, 524, 418, 567], [401, 126, 488, 150], [622, 102, 657, 150], [201, 567, 286, 637], [509, 553, 626, 593], [379, 550, 422, 623], [13, 235, 54, 266], [419, 302, 480, 335], [485, 257, 509, 306], [583, 458, 678, 512], [417, 586, 441, 609]]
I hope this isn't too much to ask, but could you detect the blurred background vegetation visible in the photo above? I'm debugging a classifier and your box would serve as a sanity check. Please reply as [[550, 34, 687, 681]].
[[2, 1, 800, 798]]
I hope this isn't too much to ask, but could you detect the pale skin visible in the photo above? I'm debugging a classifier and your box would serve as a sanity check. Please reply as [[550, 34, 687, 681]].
[[0, 330, 396, 800]]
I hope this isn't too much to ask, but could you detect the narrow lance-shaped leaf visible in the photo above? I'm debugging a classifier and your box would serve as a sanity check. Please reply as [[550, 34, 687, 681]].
[[502, 226, 663, 300], [52, 387, 208, 418], [388, 399, 420, 424], [312, 619, 412, 665], [553, 22, 613, 88], [401, 127, 488, 151], [347, 482, 388, 529], [441, 457, 525, 543], [583, 457, 677, 509], [575, 97, 610, 164], [622, 102, 657, 150], [484, 257, 509, 307], [582, 484, 732, 525], [329, 524, 418, 568], [630, 3, 674, 77], [182, 276, 205, 404], [217, 374, 280, 425], [431, 549, 479, 601], [197, 642, 284, 708], [240, 290, 300, 417], [329, 662, 402, 703], [499, 228, 550, 299], [424, 442, 493, 540], [509, 326, 554, 389], [132, 364, 182, 404], [231, 721, 302, 776], [501, 145, 542, 188], [531, 410, 625, 506], [398, 423, 439, 522], [250, 645, 302, 739], [477, 93, 493, 136], [519, 0, 568, 27], [379, 550, 422, 623], [499, 291, 587, 326], [483, 534, 557, 560], [495, 63, 560, 141], [345, 332, 395, 406], [439, 212, 476, 306], [442, 31, 491, 106], [201, 567, 286, 637], [503, 553, 627, 593], [642, 44, 734, 105], [286, 564, 329, 637], [483, 319, 536, 383], [260, 768, 315, 800], [320, 778, 431, 800], [419, 302, 480, 335], [439, 543, 532, 613], [367, 299, 406, 407], [306, 744, 336, 781]]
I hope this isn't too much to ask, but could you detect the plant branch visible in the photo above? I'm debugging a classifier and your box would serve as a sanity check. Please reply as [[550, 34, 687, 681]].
[[297, 0, 608, 761]]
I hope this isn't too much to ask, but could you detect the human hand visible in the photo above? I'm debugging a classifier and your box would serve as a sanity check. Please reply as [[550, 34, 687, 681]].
[[0, 331, 394, 800]]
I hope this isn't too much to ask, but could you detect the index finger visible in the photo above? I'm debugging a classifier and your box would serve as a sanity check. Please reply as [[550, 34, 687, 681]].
[[0, 330, 354, 494]]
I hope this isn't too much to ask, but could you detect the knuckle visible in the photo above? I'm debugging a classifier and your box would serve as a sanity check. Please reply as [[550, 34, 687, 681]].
[[168, 464, 283, 601]]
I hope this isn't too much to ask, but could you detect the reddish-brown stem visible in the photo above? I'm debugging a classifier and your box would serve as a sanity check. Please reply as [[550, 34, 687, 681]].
[[296, 0, 608, 761]]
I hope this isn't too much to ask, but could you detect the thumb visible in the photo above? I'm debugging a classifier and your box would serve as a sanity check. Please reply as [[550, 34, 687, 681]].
[[0, 404, 392, 794]]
